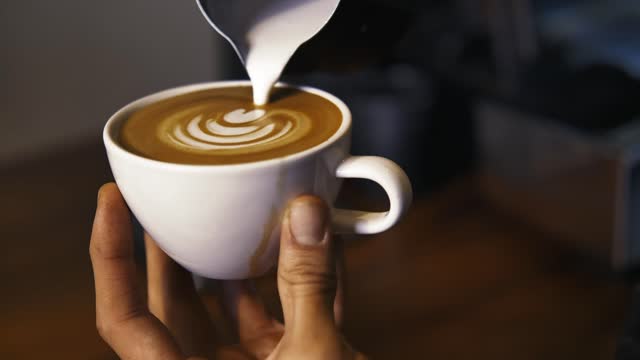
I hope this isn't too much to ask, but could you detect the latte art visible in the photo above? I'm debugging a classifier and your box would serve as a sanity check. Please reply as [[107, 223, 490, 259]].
[[163, 108, 310, 153], [119, 86, 342, 165]]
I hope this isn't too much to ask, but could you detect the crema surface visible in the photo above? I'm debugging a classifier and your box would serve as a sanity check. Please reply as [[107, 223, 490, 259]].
[[119, 86, 342, 165]]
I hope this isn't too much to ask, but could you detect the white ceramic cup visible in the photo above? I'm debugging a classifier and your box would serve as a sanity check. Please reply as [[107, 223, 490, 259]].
[[104, 80, 412, 279]]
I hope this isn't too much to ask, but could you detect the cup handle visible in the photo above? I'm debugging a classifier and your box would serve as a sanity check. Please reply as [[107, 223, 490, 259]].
[[332, 156, 413, 234]]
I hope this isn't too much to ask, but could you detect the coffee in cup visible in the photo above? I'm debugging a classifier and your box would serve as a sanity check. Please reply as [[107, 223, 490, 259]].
[[119, 86, 342, 165]]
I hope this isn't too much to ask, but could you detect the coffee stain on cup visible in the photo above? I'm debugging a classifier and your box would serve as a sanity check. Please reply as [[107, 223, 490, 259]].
[[248, 165, 288, 276]]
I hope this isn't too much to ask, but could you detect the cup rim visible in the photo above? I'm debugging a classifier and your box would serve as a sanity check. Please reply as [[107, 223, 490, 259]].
[[103, 80, 351, 172]]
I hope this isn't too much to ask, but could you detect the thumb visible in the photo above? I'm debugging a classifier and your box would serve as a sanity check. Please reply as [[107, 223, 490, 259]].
[[277, 195, 337, 336]]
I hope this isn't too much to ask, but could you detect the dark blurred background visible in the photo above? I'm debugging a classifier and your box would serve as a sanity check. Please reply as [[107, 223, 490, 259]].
[[3, 0, 640, 358]]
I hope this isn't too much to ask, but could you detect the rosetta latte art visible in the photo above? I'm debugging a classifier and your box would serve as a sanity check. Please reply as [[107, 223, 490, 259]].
[[158, 106, 311, 155], [120, 86, 343, 164]]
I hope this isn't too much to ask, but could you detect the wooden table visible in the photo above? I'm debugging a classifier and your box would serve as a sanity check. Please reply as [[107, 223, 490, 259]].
[[0, 142, 632, 359]]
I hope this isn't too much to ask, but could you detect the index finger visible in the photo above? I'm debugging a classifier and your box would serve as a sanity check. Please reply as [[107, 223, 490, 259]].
[[89, 183, 183, 360]]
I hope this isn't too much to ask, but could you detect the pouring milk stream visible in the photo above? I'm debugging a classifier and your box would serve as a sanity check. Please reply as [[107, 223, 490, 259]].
[[196, 0, 341, 105]]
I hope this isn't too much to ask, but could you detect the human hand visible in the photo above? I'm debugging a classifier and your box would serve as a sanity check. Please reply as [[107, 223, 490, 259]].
[[89, 183, 366, 359]]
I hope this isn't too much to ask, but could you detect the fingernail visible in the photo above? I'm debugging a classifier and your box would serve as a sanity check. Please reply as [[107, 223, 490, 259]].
[[97, 186, 104, 204], [289, 199, 327, 246]]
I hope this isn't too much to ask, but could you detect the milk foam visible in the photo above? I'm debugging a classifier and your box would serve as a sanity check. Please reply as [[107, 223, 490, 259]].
[[241, 0, 340, 105], [160, 107, 310, 154]]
